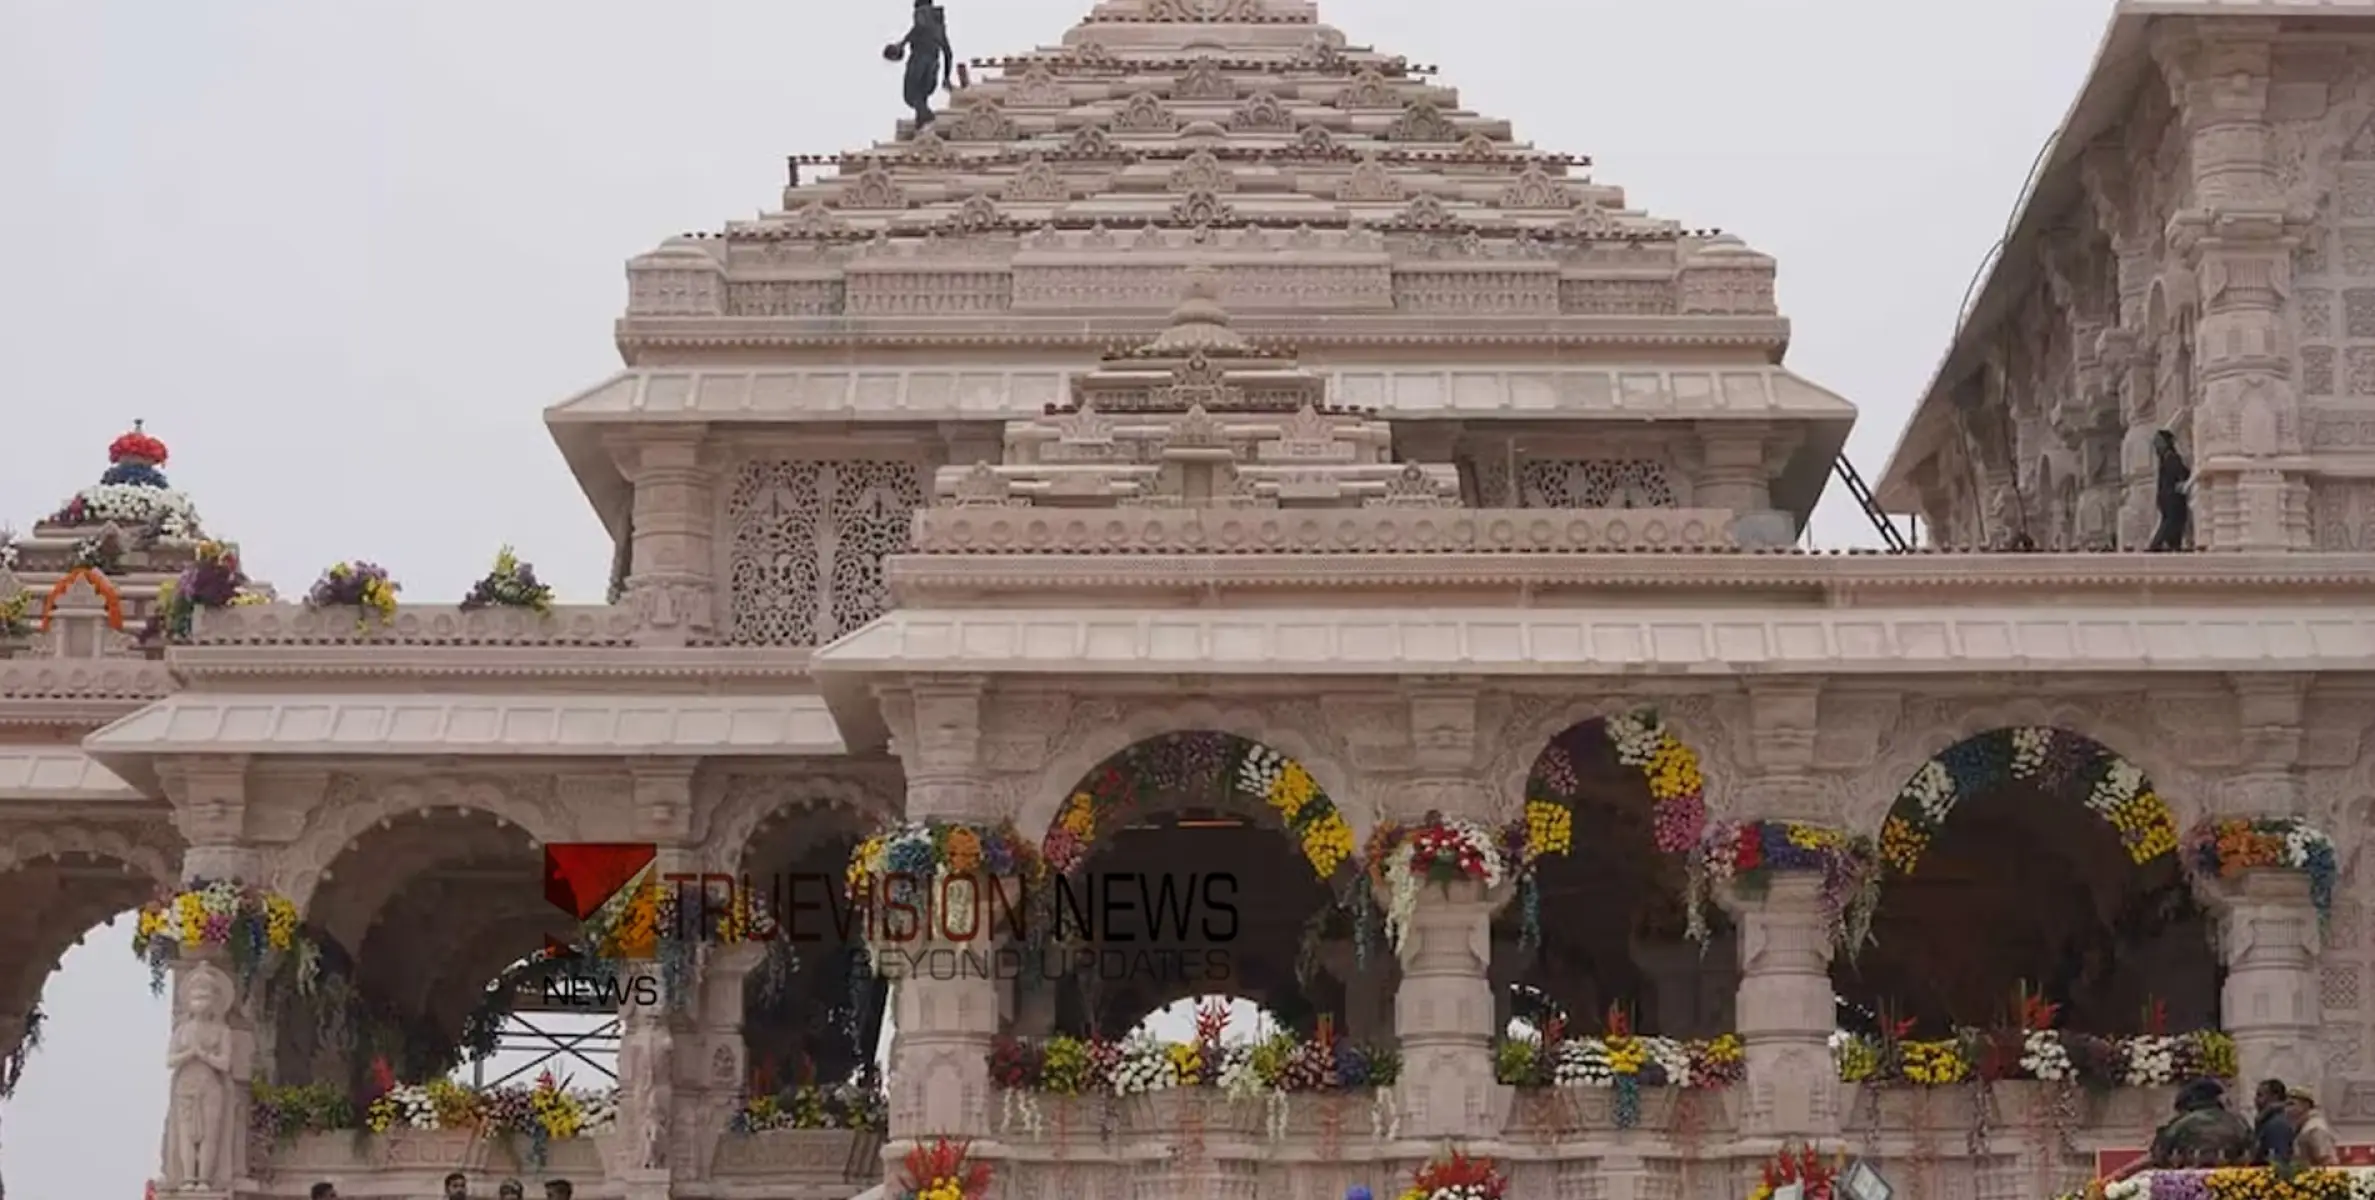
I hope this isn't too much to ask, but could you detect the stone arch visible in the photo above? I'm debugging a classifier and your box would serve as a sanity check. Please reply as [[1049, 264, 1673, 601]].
[[1487, 697, 1732, 829], [1867, 723, 2184, 877], [271, 774, 572, 911], [1032, 728, 1355, 882], [1508, 704, 1723, 852], [703, 772, 898, 876], [1017, 700, 1370, 856], [1844, 698, 2198, 836], [0, 855, 161, 1031], [0, 823, 180, 888]]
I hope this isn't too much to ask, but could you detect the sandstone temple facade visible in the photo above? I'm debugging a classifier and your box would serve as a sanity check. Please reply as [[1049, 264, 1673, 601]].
[[5, 1, 2375, 1199]]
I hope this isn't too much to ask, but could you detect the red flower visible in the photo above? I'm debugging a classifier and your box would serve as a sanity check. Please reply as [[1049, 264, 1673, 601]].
[[108, 428, 170, 466], [1733, 825, 1762, 871]]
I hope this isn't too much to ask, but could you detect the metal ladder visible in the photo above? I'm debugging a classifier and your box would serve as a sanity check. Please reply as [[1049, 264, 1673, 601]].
[[1833, 457, 1912, 552]]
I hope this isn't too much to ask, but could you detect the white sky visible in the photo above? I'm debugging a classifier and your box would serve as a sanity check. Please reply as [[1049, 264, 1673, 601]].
[[0, 1, 2116, 1196]]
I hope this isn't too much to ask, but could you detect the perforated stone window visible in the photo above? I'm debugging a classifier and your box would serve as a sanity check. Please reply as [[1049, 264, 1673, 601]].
[[725, 460, 922, 646], [1517, 459, 1678, 509]]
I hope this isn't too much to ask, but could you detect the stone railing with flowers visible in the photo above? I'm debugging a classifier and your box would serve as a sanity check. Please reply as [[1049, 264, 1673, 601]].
[[847, 818, 1046, 969], [185, 601, 640, 645], [2064, 1165, 2375, 1200], [1494, 1005, 1744, 1134], [132, 879, 319, 996], [2183, 816, 2338, 925], [248, 1069, 615, 1175], [989, 1021, 1404, 1148], [1830, 1013, 2231, 1133], [303, 561, 401, 631], [459, 545, 556, 614], [1683, 819, 1882, 950]]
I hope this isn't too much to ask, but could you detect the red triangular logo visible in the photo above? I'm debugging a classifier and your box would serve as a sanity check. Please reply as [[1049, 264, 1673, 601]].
[[543, 842, 657, 920]]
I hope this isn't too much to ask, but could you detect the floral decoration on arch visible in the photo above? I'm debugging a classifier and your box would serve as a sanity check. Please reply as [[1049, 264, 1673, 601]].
[[1043, 732, 1355, 882], [2183, 816, 2337, 926], [1879, 726, 2178, 875], [1528, 707, 1706, 857], [131, 879, 319, 995]]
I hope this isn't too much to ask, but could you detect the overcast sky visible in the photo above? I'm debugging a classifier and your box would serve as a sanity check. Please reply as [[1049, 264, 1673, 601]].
[[0, 0, 2113, 1195]]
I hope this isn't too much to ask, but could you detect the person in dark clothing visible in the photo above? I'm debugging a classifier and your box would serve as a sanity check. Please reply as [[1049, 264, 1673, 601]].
[[2253, 1078, 2298, 1166], [2149, 429, 2191, 552], [885, 0, 954, 130], [2136, 1077, 2252, 1171], [309, 1185, 337, 1200]]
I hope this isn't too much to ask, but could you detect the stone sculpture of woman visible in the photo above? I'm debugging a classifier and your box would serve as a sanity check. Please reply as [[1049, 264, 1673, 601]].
[[162, 962, 236, 1189]]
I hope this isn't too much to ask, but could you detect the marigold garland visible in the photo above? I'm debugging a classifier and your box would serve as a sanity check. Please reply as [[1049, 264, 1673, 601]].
[[1879, 727, 2177, 876], [38, 566, 124, 631]]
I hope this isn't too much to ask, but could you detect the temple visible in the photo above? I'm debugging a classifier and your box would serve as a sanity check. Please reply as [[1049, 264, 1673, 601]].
[[5, 1, 2375, 1198]]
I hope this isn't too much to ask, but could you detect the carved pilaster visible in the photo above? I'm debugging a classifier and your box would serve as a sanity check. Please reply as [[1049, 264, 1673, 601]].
[[1733, 682, 1828, 824], [1392, 879, 1502, 1139], [1723, 873, 1841, 1140], [893, 677, 998, 822], [616, 432, 722, 646], [1390, 682, 1493, 823], [882, 921, 1000, 1149], [2219, 675, 2308, 817], [2207, 870, 2322, 1092], [158, 757, 257, 886], [630, 759, 700, 846]]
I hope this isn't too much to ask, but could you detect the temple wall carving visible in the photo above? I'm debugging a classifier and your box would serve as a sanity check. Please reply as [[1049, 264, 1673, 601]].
[[720, 457, 927, 646]]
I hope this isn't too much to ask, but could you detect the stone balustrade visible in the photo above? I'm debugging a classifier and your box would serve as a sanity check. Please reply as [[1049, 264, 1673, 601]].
[[184, 602, 641, 646], [909, 504, 1746, 554]]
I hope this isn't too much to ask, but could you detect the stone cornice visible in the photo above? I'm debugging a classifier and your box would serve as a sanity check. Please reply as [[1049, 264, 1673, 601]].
[[613, 314, 1791, 354]]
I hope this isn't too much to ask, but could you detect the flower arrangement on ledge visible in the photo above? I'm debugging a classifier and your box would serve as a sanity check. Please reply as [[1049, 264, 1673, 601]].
[[1363, 814, 1517, 957], [1750, 1143, 1840, 1200], [46, 422, 204, 539], [0, 586, 30, 639], [1493, 1005, 1742, 1129], [733, 1077, 887, 1133], [575, 872, 790, 1007], [132, 879, 318, 995], [1828, 994, 2235, 1087], [1400, 1149, 1508, 1200], [1881, 726, 2178, 876], [847, 819, 1046, 962], [2183, 816, 2338, 925], [2068, 1166, 2375, 1200], [149, 540, 267, 640], [897, 1138, 992, 1200], [992, 1007, 1403, 1141], [253, 1064, 616, 1168], [1683, 819, 1883, 952], [460, 545, 554, 613], [304, 560, 399, 627]]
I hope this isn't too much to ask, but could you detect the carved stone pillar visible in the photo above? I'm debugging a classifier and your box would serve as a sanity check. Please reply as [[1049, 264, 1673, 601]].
[[1735, 683, 1827, 825], [2157, 25, 2312, 551], [1392, 879, 1502, 1139], [1724, 874, 1842, 1141], [2211, 870, 2322, 1090], [1390, 683, 1493, 825], [158, 755, 268, 1178], [158, 954, 255, 1199], [617, 432, 722, 645], [622, 760, 700, 1195], [676, 942, 758, 1188], [1695, 426, 1796, 547]]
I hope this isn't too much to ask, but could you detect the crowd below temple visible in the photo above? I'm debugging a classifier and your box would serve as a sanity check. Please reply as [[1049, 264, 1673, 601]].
[[2123, 1077, 2338, 1174]]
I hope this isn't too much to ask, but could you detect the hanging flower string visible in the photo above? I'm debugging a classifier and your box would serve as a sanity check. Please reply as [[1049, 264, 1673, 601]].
[[1880, 727, 2177, 875], [459, 545, 555, 614], [1360, 815, 1513, 957], [2182, 816, 2338, 927], [304, 561, 400, 629], [38, 567, 125, 631], [131, 879, 320, 995], [1605, 708, 1709, 852], [0, 1005, 42, 1099], [1684, 820, 1883, 953]]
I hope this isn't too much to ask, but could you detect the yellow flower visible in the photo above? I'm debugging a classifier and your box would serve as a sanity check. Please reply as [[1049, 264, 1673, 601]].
[[1300, 809, 1354, 877], [1879, 815, 1927, 874], [2112, 789, 2179, 863], [1267, 762, 1319, 821], [848, 836, 886, 891], [1900, 1039, 1968, 1085], [1059, 792, 1097, 838], [1525, 800, 1573, 857], [1606, 1037, 1647, 1075], [1646, 737, 1703, 800]]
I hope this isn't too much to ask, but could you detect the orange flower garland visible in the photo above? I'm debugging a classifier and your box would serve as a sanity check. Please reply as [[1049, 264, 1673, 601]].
[[39, 567, 124, 631]]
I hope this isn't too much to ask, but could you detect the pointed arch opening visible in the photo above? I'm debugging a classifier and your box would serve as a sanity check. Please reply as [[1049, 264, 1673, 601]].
[[1033, 731, 1349, 1040], [1502, 709, 1733, 1038], [1841, 726, 2214, 1036]]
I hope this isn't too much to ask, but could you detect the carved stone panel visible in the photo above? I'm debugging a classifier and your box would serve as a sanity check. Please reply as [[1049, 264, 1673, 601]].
[[724, 460, 923, 646]]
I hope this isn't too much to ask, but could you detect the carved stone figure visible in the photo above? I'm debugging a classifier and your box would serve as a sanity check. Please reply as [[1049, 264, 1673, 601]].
[[887, 0, 954, 130], [161, 963, 237, 1190]]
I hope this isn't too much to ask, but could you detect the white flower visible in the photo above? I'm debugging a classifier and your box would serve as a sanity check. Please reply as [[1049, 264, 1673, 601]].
[[2010, 727, 2054, 779], [2019, 1030, 2072, 1082], [2121, 1036, 2177, 1087], [1112, 1039, 1176, 1095], [1899, 759, 1956, 825], [61, 483, 202, 538], [1218, 1047, 1268, 1102], [1551, 1038, 1613, 1087], [1606, 711, 1665, 767], [1236, 746, 1286, 799], [1645, 1036, 1694, 1088], [2087, 760, 2145, 816]]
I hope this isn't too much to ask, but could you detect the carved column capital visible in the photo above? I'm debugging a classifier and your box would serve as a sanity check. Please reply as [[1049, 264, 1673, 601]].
[[158, 756, 258, 884], [629, 758, 701, 844], [1725, 873, 1844, 1139]]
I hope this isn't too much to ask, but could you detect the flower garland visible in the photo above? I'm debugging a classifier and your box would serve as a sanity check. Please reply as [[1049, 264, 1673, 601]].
[[0, 1005, 42, 1099], [1879, 727, 2178, 875], [992, 1025, 1401, 1142], [2183, 816, 2338, 926], [897, 1137, 992, 1200], [460, 545, 555, 613], [1829, 1027, 2233, 1087], [1362, 816, 1510, 957], [577, 872, 788, 1005], [1236, 744, 1357, 879], [1604, 708, 1709, 852], [2096, 1167, 2375, 1200], [304, 560, 400, 628], [1684, 820, 1883, 953], [38, 566, 124, 632], [1043, 733, 1241, 873], [361, 1070, 616, 1166], [1750, 1142, 1841, 1200], [733, 1079, 887, 1132], [1400, 1149, 1507, 1200], [132, 879, 319, 995]]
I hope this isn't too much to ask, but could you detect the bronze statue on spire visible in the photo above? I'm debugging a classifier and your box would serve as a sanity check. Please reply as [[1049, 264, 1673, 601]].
[[884, 0, 954, 131]]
